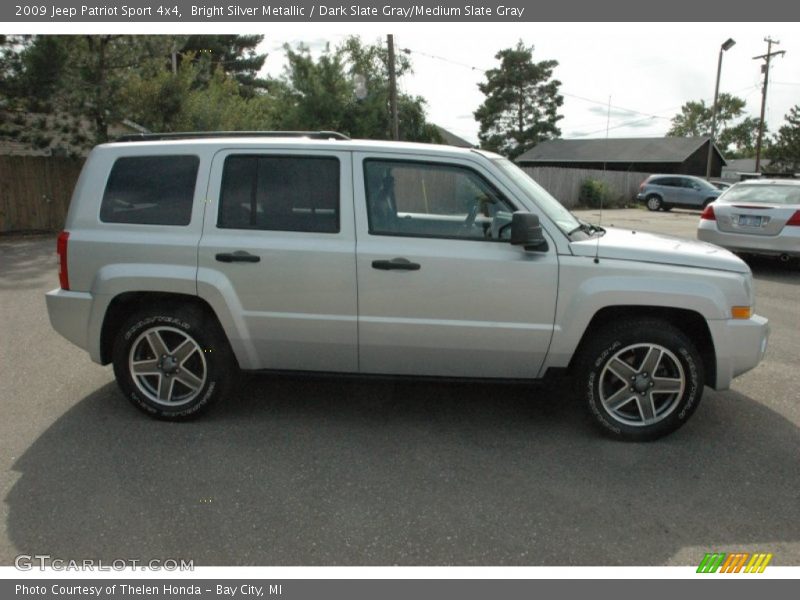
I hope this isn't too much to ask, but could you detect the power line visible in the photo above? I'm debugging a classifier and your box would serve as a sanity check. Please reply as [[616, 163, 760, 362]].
[[401, 46, 669, 121]]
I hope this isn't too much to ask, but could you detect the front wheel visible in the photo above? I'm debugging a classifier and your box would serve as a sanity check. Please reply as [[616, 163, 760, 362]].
[[574, 319, 704, 441], [112, 305, 234, 419]]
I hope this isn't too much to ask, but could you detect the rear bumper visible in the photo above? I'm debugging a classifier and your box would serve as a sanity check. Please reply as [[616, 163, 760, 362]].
[[45, 288, 97, 359], [707, 315, 769, 390], [698, 222, 800, 257]]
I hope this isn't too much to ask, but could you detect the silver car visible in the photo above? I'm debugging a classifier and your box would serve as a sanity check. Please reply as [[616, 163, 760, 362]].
[[697, 179, 800, 261], [637, 174, 722, 211], [44, 133, 770, 441]]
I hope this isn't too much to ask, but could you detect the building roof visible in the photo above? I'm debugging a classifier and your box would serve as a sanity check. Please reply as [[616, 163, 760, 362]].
[[517, 136, 725, 165], [434, 125, 475, 148], [722, 158, 770, 173]]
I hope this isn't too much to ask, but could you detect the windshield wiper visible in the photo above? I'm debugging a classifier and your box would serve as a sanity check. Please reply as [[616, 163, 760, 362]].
[[567, 220, 605, 237]]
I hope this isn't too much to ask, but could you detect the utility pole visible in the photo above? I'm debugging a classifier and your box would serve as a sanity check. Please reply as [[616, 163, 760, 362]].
[[753, 37, 786, 172], [387, 34, 399, 141]]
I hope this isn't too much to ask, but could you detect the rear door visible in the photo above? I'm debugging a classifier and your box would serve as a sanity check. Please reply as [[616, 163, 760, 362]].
[[353, 152, 559, 379], [197, 148, 358, 372], [651, 177, 678, 204]]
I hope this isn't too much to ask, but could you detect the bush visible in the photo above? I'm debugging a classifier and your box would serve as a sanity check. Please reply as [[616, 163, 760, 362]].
[[579, 179, 615, 208]]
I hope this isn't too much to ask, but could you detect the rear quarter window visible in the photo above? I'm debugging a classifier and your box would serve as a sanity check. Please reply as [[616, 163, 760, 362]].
[[99, 155, 200, 225]]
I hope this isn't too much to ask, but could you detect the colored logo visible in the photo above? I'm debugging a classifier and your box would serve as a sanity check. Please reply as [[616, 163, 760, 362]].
[[697, 552, 773, 573]]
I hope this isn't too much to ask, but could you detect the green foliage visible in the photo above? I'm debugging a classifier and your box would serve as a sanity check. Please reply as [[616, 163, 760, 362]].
[[273, 37, 439, 142], [474, 41, 563, 159], [179, 35, 269, 97], [0, 34, 439, 154], [667, 93, 762, 158], [766, 105, 800, 173], [121, 53, 275, 133], [579, 179, 617, 208]]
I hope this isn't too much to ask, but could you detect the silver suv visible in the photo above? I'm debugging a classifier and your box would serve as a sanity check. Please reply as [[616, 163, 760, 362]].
[[637, 174, 722, 211], [46, 132, 769, 441]]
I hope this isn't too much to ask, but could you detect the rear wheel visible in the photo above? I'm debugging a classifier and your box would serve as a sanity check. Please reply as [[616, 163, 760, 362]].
[[645, 194, 663, 211], [112, 304, 234, 419], [574, 319, 704, 441]]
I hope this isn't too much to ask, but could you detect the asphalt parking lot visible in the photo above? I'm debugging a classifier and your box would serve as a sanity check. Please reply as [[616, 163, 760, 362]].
[[1, 208, 798, 566]]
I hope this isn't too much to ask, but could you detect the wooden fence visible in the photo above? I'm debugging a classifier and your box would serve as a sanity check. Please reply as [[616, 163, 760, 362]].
[[521, 166, 651, 209], [0, 156, 84, 233]]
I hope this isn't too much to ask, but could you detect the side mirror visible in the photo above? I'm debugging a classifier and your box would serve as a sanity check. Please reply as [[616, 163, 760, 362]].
[[510, 211, 548, 252]]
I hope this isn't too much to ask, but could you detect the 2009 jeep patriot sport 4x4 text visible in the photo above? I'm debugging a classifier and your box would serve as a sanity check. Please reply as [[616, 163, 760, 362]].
[[46, 132, 769, 441]]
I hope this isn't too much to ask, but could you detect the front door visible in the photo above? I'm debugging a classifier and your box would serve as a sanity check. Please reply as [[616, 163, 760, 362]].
[[353, 153, 559, 379]]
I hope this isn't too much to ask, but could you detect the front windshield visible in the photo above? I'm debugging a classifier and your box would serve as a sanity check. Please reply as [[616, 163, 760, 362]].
[[491, 158, 581, 234]]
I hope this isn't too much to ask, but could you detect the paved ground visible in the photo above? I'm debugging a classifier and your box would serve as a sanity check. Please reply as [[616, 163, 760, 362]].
[[1, 209, 798, 566]]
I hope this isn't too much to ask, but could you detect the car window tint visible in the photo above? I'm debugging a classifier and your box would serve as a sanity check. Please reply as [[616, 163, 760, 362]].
[[364, 159, 514, 241], [100, 155, 199, 225], [218, 155, 339, 233]]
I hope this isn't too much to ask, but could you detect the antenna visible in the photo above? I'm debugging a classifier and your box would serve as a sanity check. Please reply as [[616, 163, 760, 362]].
[[594, 95, 611, 264]]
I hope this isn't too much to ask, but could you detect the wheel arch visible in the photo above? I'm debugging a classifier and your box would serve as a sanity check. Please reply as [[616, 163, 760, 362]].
[[567, 305, 716, 388], [99, 292, 233, 367]]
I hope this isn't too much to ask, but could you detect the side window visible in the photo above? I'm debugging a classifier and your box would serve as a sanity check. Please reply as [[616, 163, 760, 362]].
[[218, 155, 339, 233], [364, 160, 515, 241], [651, 177, 673, 187], [100, 155, 199, 225]]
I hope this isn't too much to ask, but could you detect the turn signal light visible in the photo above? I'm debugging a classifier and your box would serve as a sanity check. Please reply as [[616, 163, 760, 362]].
[[700, 204, 716, 220], [731, 306, 752, 320]]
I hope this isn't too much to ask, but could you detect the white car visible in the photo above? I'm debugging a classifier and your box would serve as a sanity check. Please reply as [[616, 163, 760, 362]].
[[697, 179, 800, 262], [45, 132, 769, 441]]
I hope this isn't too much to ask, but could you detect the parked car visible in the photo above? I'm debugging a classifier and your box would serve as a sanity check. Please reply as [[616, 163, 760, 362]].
[[46, 132, 769, 441], [710, 180, 733, 190], [637, 174, 722, 211], [697, 179, 800, 262]]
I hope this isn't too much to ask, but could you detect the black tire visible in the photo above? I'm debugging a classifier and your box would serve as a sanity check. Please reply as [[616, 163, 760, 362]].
[[112, 303, 234, 419], [573, 318, 704, 441], [645, 194, 663, 211]]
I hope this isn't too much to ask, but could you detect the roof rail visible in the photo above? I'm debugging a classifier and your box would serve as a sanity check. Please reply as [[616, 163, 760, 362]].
[[115, 131, 351, 142]]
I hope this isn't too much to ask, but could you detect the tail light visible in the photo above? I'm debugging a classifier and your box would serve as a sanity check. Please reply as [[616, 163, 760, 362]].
[[700, 204, 716, 221], [786, 210, 800, 227], [639, 180, 647, 192], [57, 231, 69, 290]]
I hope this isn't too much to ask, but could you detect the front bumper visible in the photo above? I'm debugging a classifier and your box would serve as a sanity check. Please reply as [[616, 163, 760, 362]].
[[707, 315, 769, 390]]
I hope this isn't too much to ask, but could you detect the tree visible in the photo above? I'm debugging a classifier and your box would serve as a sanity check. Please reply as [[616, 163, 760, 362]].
[[474, 41, 563, 160], [179, 35, 269, 96], [0, 35, 172, 153], [766, 105, 800, 172], [273, 37, 439, 142], [667, 94, 761, 158], [1, 35, 274, 154], [121, 53, 276, 134]]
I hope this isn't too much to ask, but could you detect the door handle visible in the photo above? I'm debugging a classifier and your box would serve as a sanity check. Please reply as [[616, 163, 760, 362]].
[[215, 251, 261, 263], [371, 257, 421, 271]]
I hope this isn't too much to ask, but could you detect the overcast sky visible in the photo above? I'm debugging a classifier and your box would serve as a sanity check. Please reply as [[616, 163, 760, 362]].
[[257, 22, 800, 146]]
